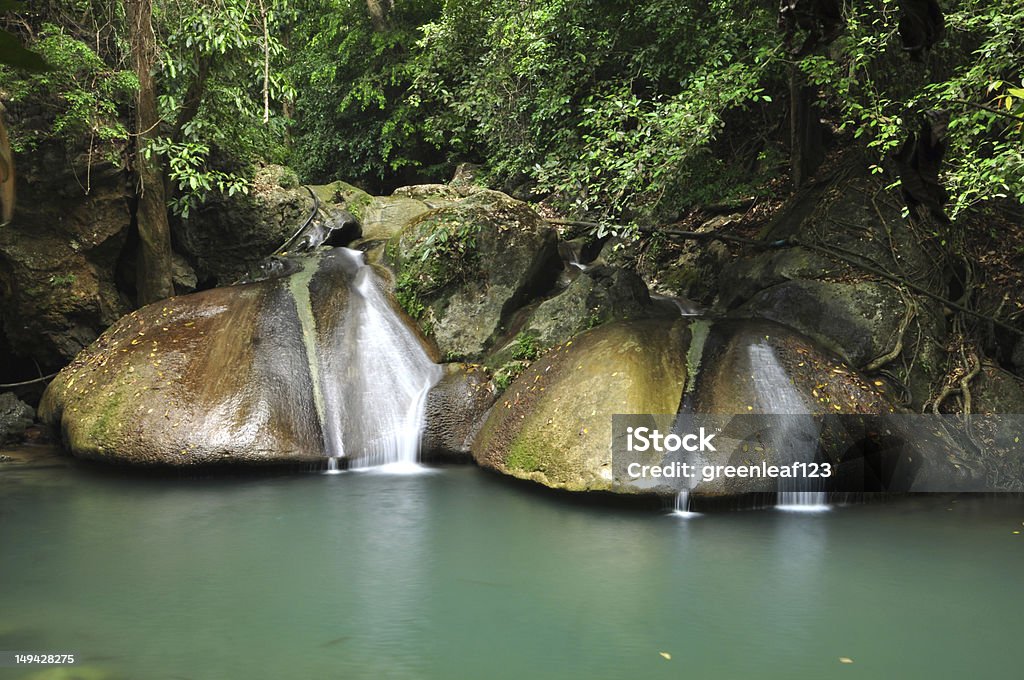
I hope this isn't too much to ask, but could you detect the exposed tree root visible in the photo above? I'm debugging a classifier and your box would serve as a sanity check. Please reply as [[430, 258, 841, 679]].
[[863, 287, 917, 372]]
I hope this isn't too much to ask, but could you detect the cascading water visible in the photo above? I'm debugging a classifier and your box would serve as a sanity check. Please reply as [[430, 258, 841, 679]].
[[746, 342, 830, 512], [293, 248, 442, 472], [342, 249, 442, 470], [672, 490, 698, 518]]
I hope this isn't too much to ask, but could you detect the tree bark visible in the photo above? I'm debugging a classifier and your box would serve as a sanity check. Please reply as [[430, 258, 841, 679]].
[[788, 64, 824, 188], [128, 0, 174, 305]]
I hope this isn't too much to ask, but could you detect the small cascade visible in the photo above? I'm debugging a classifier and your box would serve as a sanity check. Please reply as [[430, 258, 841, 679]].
[[776, 491, 830, 512], [744, 341, 832, 513], [650, 292, 702, 317], [672, 490, 699, 518], [294, 247, 442, 471], [341, 250, 442, 470]]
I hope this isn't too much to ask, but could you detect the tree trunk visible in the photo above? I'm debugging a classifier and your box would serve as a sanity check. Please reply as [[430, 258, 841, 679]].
[[128, 0, 174, 305], [366, 0, 392, 29], [788, 64, 824, 189]]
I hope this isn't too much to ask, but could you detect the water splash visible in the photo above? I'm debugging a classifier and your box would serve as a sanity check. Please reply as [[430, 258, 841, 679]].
[[776, 491, 830, 512]]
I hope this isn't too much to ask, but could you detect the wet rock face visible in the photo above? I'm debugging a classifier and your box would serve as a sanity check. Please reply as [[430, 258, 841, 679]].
[[40, 276, 324, 465], [421, 363, 496, 461], [39, 249, 436, 466], [388, 189, 559, 360]]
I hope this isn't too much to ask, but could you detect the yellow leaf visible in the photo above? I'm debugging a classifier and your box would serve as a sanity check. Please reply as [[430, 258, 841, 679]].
[[659, 652, 671, 660], [839, 657, 853, 664]]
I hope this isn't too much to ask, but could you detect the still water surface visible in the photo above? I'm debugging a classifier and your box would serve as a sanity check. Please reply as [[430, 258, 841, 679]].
[[1, 455, 1021, 679]]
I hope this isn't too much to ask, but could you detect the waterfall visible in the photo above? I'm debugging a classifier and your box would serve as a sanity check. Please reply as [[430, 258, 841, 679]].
[[295, 248, 442, 471], [343, 249, 442, 470], [672, 490, 698, 518], [745, 341, 830, 512], [776, 490, 829, 511]]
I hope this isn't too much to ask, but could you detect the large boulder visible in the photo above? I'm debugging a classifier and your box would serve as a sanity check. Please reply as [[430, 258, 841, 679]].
[[473, 318, 985, 497], [474, 319, 690, 491], [40, 248, 439, 466], [387, 189, 559, 360]]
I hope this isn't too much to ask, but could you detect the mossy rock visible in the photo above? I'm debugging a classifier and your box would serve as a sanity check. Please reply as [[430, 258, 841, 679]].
[[309, 180, 375, 224], [473, 319, 690, 491], [471, 317, 983, 498], [388, 189, 558, 360]]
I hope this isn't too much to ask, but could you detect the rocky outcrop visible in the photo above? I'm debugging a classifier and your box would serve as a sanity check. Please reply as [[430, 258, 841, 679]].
[[473, 317, 984, 496], [387, 189, 559, 360], [710, 171, 950, 409], [0, 392, 34, 444], [488, 265, 664, 364], [0, 154, 131, 369]]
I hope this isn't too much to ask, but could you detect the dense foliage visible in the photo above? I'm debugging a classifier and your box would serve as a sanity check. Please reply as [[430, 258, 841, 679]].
[[2, 0, 1022, 227], [288, 0, 442, 187], [0, 0, 293, 215]]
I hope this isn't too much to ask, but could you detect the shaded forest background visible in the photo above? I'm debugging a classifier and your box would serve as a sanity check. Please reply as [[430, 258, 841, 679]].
[[1, 0, 1023, 389], [4, 1, 1022, 222]]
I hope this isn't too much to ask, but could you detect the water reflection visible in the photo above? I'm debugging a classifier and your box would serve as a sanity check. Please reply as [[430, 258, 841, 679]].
[[0, 466, 1021, 679]]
